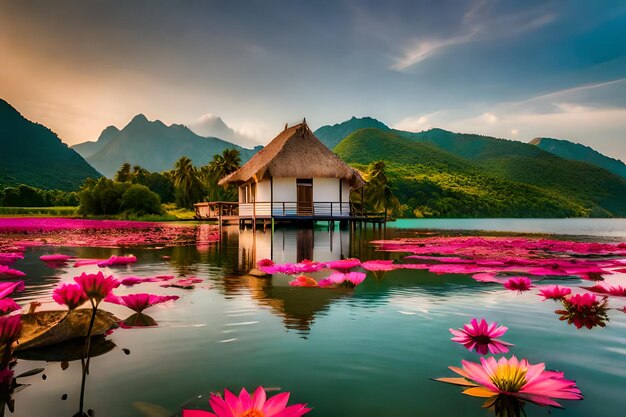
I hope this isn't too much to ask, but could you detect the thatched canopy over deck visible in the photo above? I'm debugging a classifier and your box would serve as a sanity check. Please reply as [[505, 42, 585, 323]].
[[219, 121, 364, 187]]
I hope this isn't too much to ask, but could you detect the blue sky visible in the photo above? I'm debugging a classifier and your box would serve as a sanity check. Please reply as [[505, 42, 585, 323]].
[[1, 0, 625, 159]]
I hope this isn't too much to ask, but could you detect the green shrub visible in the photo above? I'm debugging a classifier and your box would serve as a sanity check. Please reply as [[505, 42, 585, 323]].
[[120, 184, 162, 215]]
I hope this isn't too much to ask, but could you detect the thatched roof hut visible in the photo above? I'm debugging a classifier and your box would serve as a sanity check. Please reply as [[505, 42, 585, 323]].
[[219, 121, 364, 187]]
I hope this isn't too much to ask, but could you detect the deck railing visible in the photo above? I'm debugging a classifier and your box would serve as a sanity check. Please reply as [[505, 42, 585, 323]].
[[239, 201, 354, 218], [196, 201, 386, 220]]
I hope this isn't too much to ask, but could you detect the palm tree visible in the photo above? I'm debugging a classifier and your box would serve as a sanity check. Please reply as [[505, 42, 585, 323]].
[[114, 162, 132, 182], [201, 149, 241, 201], [172, 156, 203, 208], [364, 161, 398, 218]]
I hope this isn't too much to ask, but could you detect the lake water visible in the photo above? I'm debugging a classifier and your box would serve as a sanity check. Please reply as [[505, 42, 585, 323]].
[[5, 218, 626, 417]]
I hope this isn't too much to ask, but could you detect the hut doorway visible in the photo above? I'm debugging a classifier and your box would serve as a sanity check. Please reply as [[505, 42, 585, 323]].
[[296, 178, 313, 215]]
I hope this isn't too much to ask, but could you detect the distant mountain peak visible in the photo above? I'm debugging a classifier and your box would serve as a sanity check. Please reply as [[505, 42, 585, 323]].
[[530, 136, 626, 179], [131, 113, 149, 123], [314, 116, 390, 150]]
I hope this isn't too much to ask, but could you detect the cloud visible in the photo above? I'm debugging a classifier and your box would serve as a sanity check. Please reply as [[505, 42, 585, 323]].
[[390, 31, 478, 70], [482, 112, 498, 124], [390, 1, 556, 70], [393, 112, 441, 132]]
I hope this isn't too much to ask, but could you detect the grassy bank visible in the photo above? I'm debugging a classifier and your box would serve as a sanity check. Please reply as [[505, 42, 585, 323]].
[[0, 203, 196, 221], [0, 206, 78, 217]]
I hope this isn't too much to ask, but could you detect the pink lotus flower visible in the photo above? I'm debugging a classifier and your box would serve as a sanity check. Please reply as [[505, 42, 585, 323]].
[[288, 276, 318, 287], [40, 254, 72, 262], [538, 285, 572, 301], [0, 252, 23, 265], [327, 271, 366, 287], [182, 386, 311, 417], [503, 277, 532, 292], [0, 298, 21, 315], [74, 271, 120, 305], [73, 258, 105, 267], [325, 258, 361, 272], [0, 314, 22, 345], [583, 283, 626, 297], [104, 293, 179, 313], [53, 283, 88, 310], [257, 259, 275, 269], [557, 293, 609, 329], [316, 278, 335, 288], [0, 265, 26, 277], [436, 355, 583, 407], [98, 255, 137, 267], [0, 281, 25, 299], [449, 318, 513, 355], [120, 275, 175, 286], [566, 293, 600, 311]]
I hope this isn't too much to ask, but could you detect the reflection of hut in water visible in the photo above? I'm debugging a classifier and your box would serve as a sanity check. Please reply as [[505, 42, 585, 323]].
[[242, 274, 352, 335], [238, 227, 350, 272]]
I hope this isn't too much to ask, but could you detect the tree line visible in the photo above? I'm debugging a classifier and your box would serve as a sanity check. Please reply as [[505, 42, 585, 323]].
[[78, 149, 241, 215], [0, 149, 242, 217]]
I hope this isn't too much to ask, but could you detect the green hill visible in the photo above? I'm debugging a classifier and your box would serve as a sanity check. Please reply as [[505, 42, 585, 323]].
[[394, 128, 626, 216], [0, 98, 101, 191], [314, 116, 390, 150], [530, 137, 626, 179], [76, 114, 260, 177], [335, 128, 625, 218]]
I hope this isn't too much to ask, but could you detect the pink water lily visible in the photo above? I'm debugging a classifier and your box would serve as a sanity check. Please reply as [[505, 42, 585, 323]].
[[120, 275, 174, 286], [53, 283, 88, 310], [566, 293, 601, 310], [316, 278, 335, 288], [583, 283, 626, 297], [104, 293, 179, 313], [0, 265, 26, 277], [0, 252, 23, 265], [450, 318, 513, 355], [98, 255, 137, 267], [361, 260, 396, 271], [0, 314, 22, 346], [40, 254, 72, 262], [0, 299, 21, 315], [557, 293, 609, 329], [74, 271, 120, 305], [0, 281, 25, 299], [503, 277, 532, 292], [182, 386, 311, 417], [288, 276, 318, 287], [325, 258, 361, 272], [538, 285, 572, 301], [436, 356, 583, 408], [327, 271, 367, 287]]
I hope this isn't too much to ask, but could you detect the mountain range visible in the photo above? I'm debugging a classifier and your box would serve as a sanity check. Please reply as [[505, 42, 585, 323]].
[[0, 99, 101, 191], [72, 114, 261, 178], [2, 95, 625, 218], [315, 118, 626, 217]]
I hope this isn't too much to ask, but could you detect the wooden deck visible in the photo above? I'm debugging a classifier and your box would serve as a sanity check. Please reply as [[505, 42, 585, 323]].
[[194, 201, 387, 227]]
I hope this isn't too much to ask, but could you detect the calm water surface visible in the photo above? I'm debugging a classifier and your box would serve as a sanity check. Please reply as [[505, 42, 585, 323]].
[[7, 219, 626, 417]]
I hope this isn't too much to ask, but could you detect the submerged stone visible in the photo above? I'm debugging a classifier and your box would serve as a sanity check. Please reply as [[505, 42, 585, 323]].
[[15, 309, 119, 350]]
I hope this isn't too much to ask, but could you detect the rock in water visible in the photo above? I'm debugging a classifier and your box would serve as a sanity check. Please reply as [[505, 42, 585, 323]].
[[15, 309, 119, 350]]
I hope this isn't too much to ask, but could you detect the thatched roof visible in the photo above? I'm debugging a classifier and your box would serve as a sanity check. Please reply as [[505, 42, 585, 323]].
[[219, 121, 364, 187]]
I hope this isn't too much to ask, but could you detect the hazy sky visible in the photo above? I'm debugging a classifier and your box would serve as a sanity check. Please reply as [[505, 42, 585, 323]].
[[1, 0, 625, 160]]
